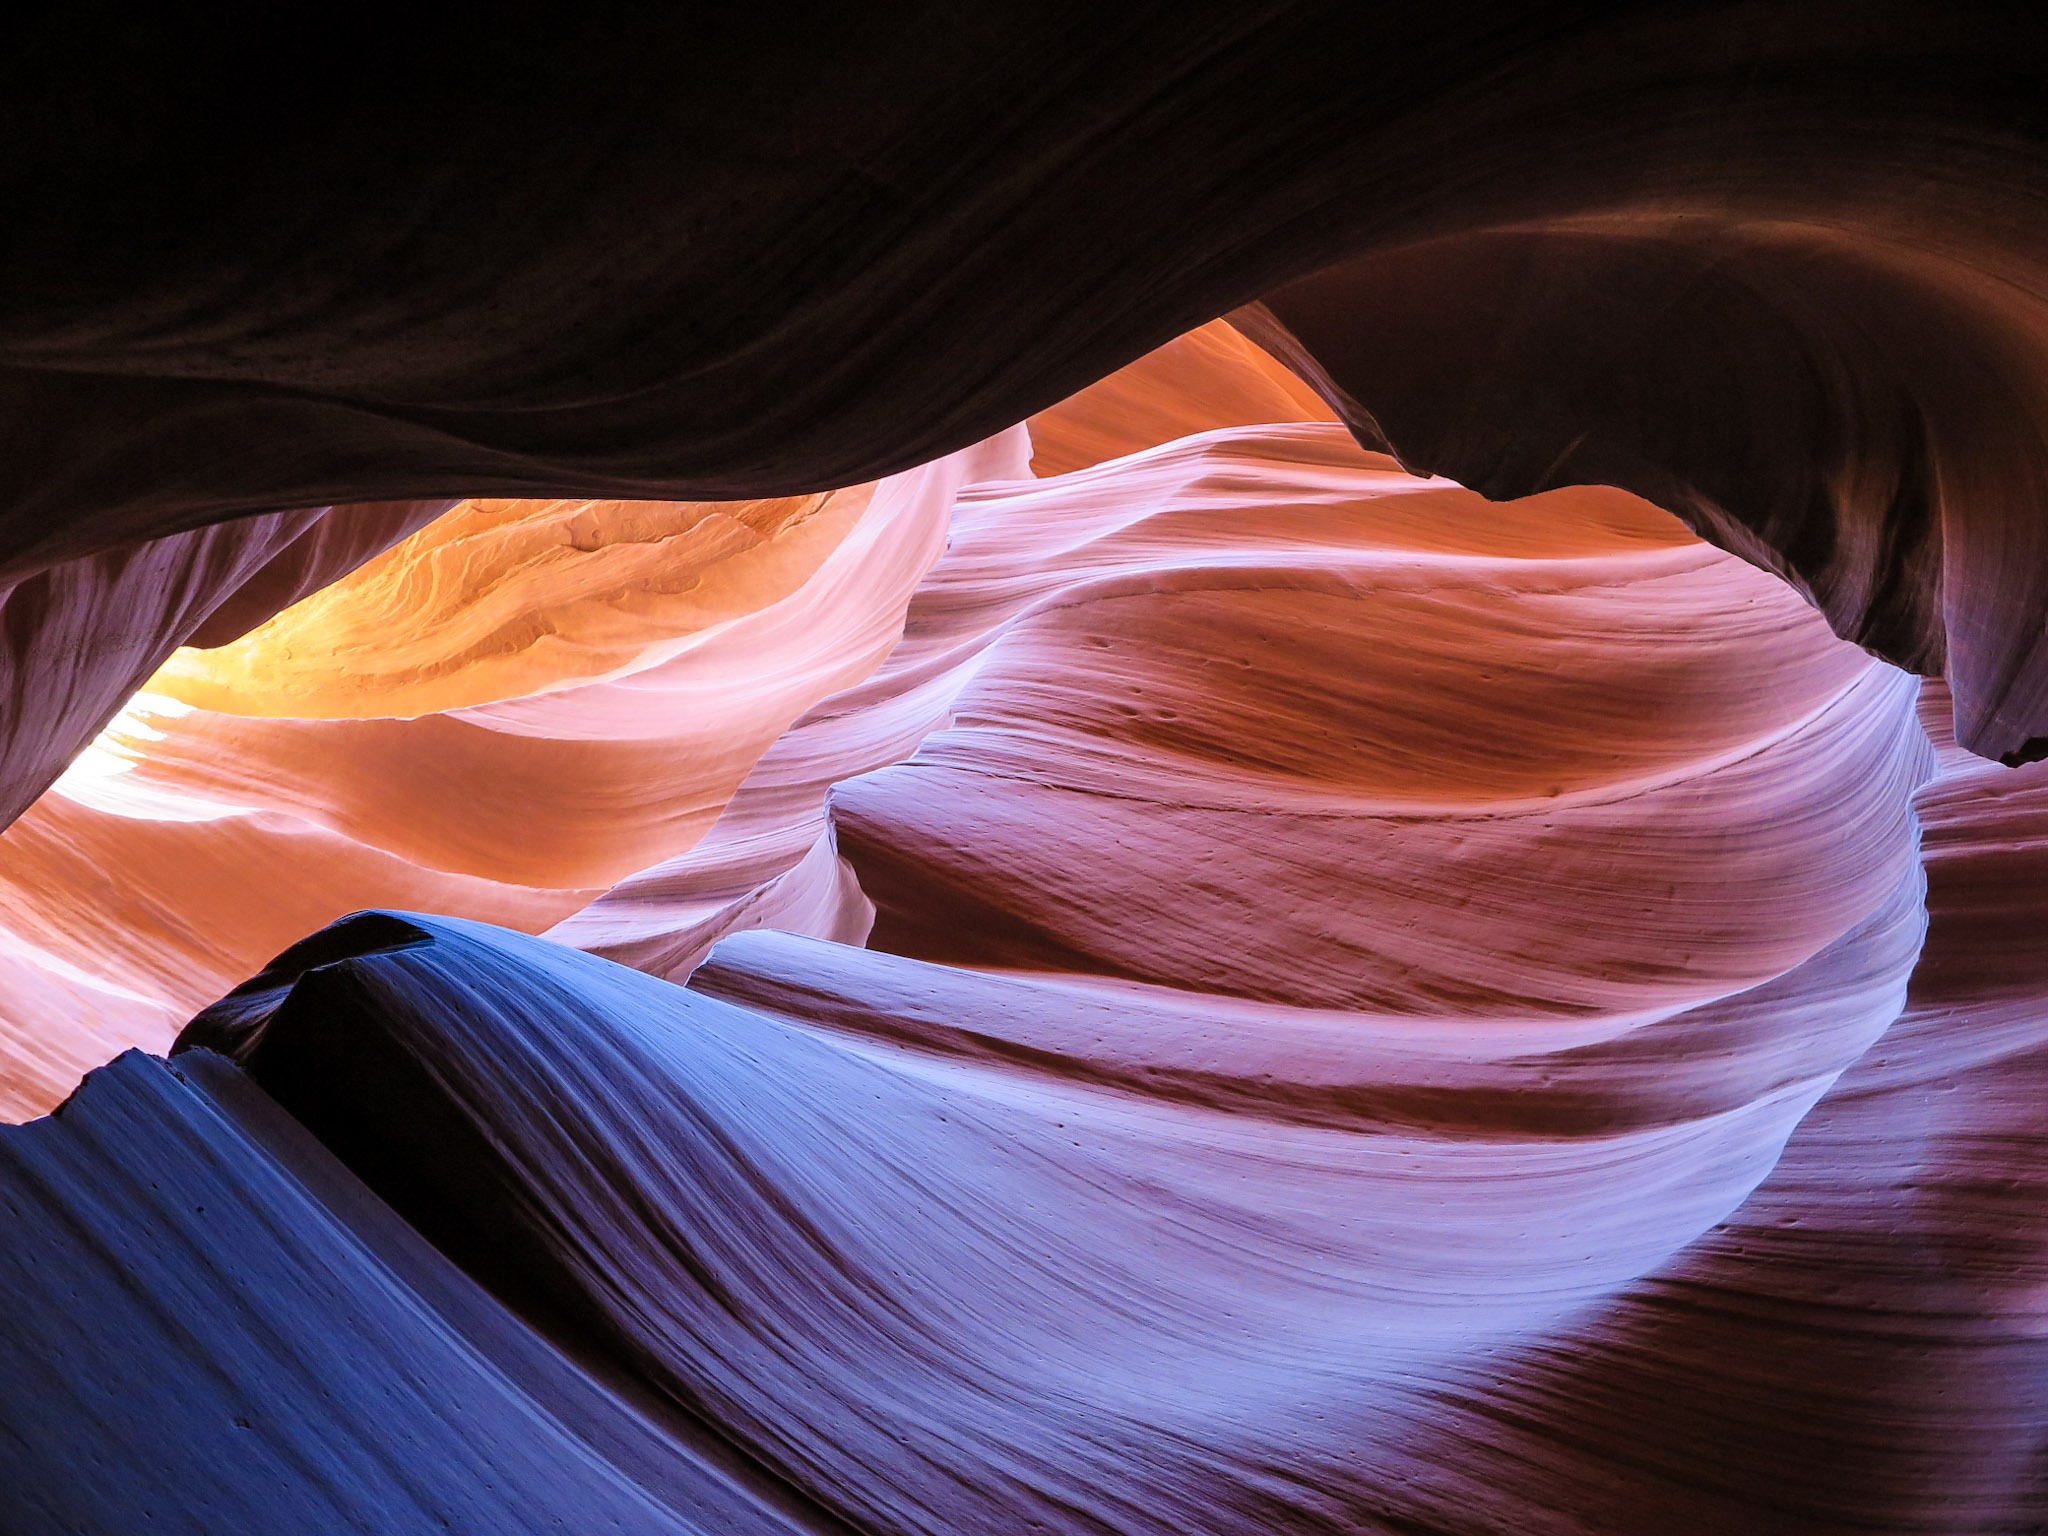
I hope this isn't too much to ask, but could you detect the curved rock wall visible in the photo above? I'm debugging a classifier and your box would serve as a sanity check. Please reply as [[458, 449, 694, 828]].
[[0, 499, 451, 830], [6, 12, 2048, 1524], [5, 317, 2011, 1530], [0, 435, 1022, 1119], [4, 10, 2047, 752]]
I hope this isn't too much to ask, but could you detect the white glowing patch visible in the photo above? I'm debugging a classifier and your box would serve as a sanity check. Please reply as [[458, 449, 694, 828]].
[[51, 691, 191, 782], [48, 692, 247, 821]]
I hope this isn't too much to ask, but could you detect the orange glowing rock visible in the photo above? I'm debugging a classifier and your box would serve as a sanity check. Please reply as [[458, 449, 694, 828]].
[[0, 434, 1026, 1119], [1026, 318, 1336, 477], [156, 493, 869, 720]]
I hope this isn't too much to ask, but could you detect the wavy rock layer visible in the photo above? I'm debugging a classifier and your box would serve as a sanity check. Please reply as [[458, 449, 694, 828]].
[[3, 721, 2006, 1536], [0, 315, 1326, 1121], [2, 389, 1992, 1532], [825, 428, 1918, 1018], [5, 10, 2048, 758], [8, 743, 2025, 1536], [1025, 318, 1336, 477], [0, 498, 449, 830], [551, 324, 1335, 978], [572, 417, 1924, 1040], [6, 13, 2048, 1532], [1342, 682, 2048, 1534], [0, 435, 1024, 1120]]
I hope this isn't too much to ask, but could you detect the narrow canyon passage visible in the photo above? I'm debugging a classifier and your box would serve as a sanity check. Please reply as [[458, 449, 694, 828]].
[[3, 319, 2038, 1533], [5, 11, 2048, 1533]]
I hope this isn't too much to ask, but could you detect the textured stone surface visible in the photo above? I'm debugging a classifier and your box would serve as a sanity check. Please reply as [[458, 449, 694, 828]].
[[4, 9, 2048, 752], [5, 10, 2048, 1529]]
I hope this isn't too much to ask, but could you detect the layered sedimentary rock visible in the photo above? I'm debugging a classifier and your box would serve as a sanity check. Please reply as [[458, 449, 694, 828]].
[[1025, 318, 1337, 477], [6, 10, 2048, 1530], [13, 313, 2026, 1528], [567, 412, 1923, 1036], [0, 627, 2001, 1534], [1308, 683, 2048, 1534], [0, 435, 1021, 1120], [0, 498, 450, 829], [0, 317, 1323, 1120], [553, 326, 1335, 978], [4, 10, 2048, 756]]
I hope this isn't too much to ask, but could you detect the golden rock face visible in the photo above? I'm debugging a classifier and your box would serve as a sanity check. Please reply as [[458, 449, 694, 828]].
[[10, 15, 2048, 1530], [0, 316, 2043, 1534], [154, 491, 860, 720]]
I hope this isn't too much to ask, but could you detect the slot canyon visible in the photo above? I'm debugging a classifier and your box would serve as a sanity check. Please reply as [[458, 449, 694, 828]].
[[3, 9, 2048, 1533]]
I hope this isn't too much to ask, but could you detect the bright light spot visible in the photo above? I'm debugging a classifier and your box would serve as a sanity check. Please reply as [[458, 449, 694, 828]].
[[50, 700, 195, 786], [48, 692, 244, 821], [50, 692, 195, 788]]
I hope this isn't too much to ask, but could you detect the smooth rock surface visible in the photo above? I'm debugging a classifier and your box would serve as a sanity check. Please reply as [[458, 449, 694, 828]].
[[4, 10, 2047, 755]]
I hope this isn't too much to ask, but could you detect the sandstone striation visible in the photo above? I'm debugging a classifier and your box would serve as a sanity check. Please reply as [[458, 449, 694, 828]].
[[5, 11, 2048, 1530]]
